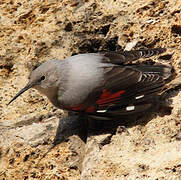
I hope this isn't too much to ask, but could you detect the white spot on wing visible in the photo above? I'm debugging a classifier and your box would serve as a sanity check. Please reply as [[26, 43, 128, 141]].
[[135, 95, 144, 99], [138, 74, 143, 82], [97, 110, 107, 113], [126, 106, 135, 111]]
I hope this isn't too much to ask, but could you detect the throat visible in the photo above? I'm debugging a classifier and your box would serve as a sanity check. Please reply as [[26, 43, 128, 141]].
[[34, 86, 59, 107]]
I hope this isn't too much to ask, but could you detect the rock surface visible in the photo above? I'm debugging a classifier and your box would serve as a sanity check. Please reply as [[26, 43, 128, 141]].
[[0, 0, 181, 179]]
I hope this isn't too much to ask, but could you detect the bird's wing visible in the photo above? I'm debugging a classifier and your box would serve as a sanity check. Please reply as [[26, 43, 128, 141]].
[[66, 65, 166, 115], [91, 65, 164, 114], [65, 48, 169, 116]]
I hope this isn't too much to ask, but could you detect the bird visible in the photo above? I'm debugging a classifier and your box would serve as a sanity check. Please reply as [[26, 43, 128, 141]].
[[8, 48, 172, 120]]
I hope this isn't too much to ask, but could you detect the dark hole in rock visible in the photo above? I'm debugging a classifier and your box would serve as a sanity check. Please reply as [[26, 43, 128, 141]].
[[40, 7, 49, 14], [23, 154, 29, 162], [0, 64, 13, 72], [100, 24, 110, 36], [64, 22, 73, 32], [159, 54, 173, 60], [79, 39, 101, 53], [69, 165, 78, 170], [171, 25, 181, 35], [100, 135, 112, 147], [24, 176, 28, 180], [102, 36, 122, 51], [9, 158, 15, 164]]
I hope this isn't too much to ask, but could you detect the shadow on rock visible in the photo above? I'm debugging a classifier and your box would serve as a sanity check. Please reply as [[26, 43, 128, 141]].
[[87, 104, 172, 137], [52, 102, 172, 144], [53, 114, 88, 145]]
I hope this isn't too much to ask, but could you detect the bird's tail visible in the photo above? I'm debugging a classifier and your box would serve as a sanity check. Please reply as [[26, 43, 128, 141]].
[[104, 48, 167, 64]]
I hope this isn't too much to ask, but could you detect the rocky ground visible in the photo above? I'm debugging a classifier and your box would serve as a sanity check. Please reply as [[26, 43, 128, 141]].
[[0, 0, 181, 179]]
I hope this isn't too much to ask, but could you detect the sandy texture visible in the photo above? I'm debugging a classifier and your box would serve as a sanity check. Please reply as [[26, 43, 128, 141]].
[[0, 0, 181, 179]]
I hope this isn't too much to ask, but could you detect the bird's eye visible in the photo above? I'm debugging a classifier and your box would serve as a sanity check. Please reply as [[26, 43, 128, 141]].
[[40, 75, 46, 81]]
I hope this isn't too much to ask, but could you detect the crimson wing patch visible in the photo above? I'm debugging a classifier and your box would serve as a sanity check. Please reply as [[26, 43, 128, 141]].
[[64, 89, 126, 112], [96, 89, 125, 106]]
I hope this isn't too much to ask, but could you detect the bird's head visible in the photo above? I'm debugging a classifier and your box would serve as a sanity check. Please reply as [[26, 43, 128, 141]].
[[8, 59, 60, 105]]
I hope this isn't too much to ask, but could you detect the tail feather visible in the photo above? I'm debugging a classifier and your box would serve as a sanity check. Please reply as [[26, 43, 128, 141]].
[[134, 48, 166, 58], [104, 48, 166, 64]]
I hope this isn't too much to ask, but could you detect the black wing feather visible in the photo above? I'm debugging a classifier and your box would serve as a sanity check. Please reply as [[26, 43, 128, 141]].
[[86, 48, 171, 118]]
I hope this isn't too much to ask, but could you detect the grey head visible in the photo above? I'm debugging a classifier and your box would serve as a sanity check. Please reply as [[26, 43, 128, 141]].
[[8, 59, 64, 105]]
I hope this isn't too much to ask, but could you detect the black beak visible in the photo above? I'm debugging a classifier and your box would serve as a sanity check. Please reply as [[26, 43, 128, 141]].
[[8, 82, 35, 105]]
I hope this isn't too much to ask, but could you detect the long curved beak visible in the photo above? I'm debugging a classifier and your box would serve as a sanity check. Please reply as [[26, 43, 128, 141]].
[[8, 82, 35, 105]]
